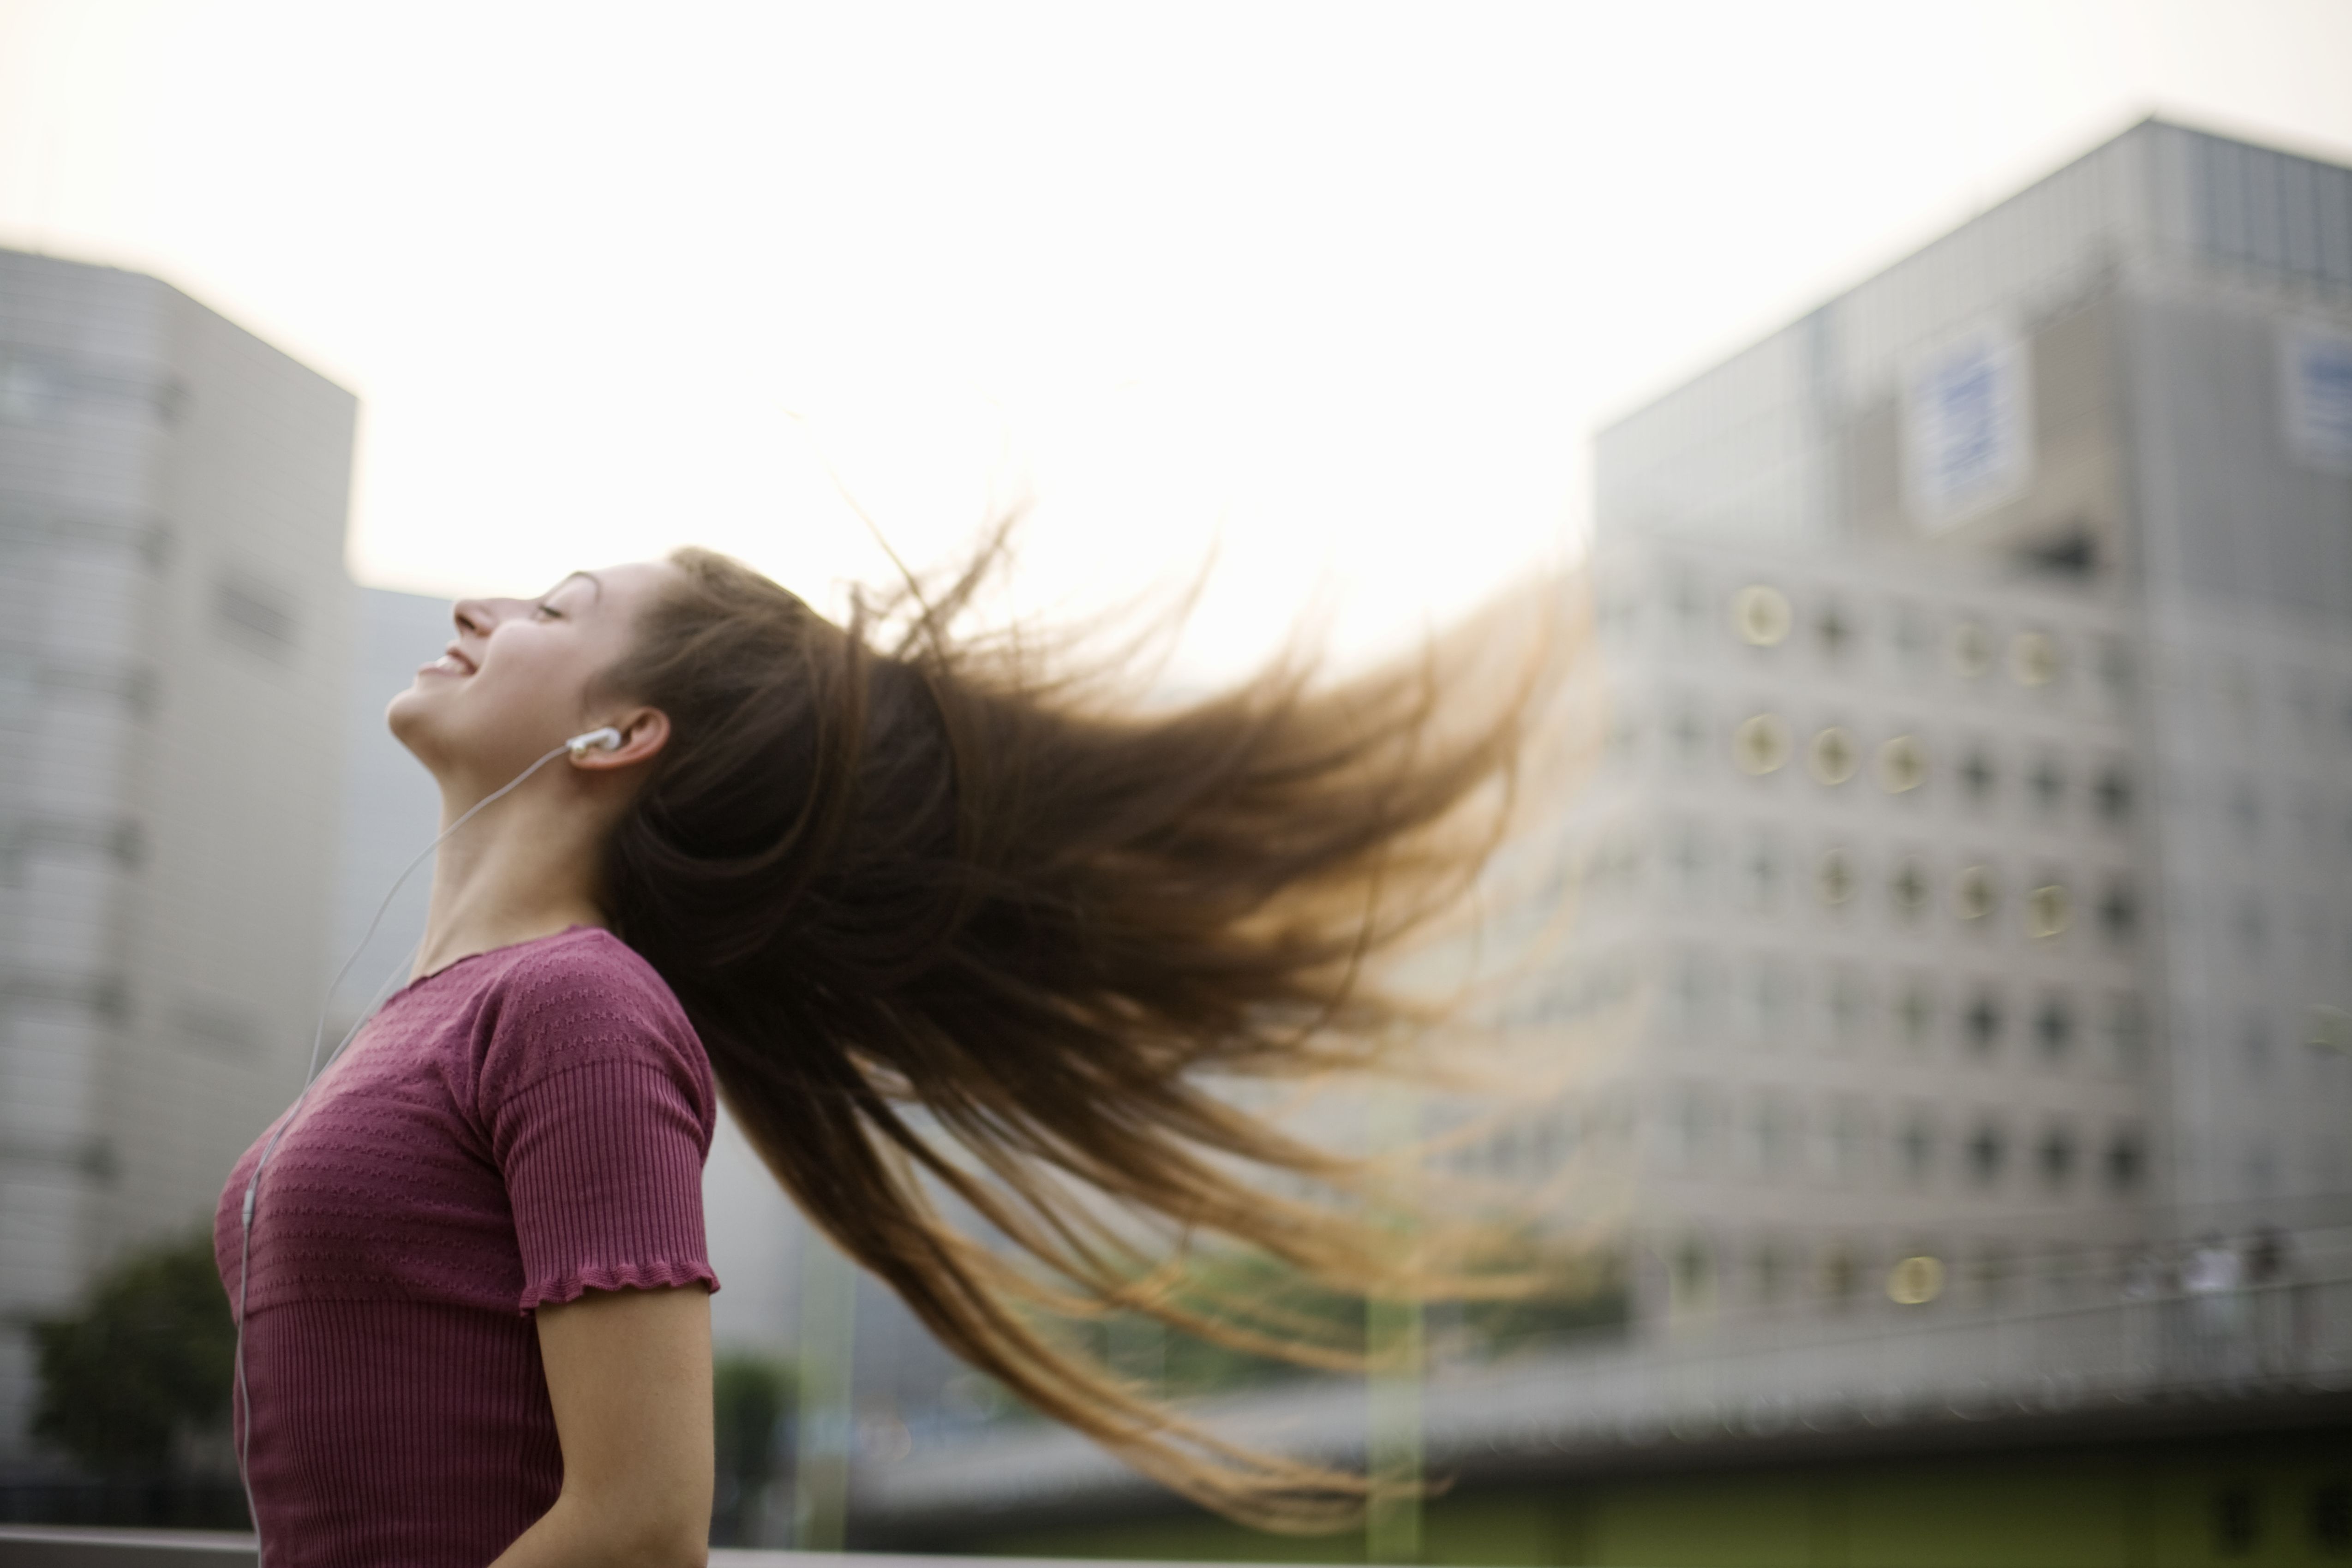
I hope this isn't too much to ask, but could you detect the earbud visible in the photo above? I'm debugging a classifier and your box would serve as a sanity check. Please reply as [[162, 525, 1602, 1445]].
[[566, 726, 624, 759]]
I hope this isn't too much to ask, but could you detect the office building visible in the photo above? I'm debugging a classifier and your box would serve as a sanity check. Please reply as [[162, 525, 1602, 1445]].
[[0, 249, 355, 1452], [1585, 115, 2352, 1278], [857, 119, 2352, 1554]]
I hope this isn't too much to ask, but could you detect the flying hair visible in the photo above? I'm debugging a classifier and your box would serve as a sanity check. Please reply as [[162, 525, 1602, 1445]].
[[592, 525, 1584, 1530]]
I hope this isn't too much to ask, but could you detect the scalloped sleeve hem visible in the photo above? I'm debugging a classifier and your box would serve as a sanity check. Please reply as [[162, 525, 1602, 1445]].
[[521, 1260, 721, 1314]]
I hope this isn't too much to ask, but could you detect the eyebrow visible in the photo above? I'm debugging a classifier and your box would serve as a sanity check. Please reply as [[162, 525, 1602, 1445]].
[[551, 570, 604, 603]]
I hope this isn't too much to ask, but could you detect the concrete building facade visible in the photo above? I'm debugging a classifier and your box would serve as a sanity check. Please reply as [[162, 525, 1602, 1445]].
[[1579, 117, 2352, 1298], [0, 250, 355, 1451], [1525, 534, 2169, 1328], [855, 119, 2352, 1545]]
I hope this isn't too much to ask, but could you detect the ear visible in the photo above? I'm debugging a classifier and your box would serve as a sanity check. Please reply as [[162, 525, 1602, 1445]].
[[569, 706, 670, 771]]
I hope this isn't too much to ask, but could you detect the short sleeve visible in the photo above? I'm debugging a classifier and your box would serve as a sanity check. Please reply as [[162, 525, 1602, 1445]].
[[476, 935, 721, 1312]]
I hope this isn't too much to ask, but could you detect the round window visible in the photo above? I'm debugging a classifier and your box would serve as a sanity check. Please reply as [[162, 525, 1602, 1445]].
[[2026, 882, 2071, 939], [1730, 584, 1793, 647], [1953, 864, 1998, 921], [1949, 620, 1994, 678], [1808, 726, 1858, 785], [1733, 713, 1792, 775], [2009, 630, 2061, 687], [1877, 734, 1929, 793]]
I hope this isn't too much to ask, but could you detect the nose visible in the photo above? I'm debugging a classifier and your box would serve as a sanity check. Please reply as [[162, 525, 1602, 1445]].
[[452, 597, 535, 639]]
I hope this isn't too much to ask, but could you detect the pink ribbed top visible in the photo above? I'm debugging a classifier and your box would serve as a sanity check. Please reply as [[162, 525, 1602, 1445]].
[[213, 926, 720, 1567]]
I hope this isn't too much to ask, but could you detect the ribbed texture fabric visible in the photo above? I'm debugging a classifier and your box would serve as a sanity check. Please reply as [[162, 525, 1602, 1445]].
[[214, 927, 719, 1568]]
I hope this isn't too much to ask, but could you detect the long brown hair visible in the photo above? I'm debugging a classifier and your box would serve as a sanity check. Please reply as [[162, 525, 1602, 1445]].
[[597, 539, 1571, 1529]]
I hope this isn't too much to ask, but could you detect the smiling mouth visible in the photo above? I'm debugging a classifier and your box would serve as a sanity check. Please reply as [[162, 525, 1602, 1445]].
[[420, 650, 476, 677]]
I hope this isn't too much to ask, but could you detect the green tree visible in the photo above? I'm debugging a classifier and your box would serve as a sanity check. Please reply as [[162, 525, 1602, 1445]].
[[30, 1227, 236, 1473], [711, 1352, 794, 1545]]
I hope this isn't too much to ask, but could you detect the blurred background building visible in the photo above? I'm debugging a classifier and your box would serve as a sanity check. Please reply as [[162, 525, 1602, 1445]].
[[0, 249, 355, 1454], [843, 117, 2352, 1563]]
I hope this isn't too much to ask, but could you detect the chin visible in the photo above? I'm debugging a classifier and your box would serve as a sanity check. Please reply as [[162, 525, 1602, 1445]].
[[384, 684, 443, 760]]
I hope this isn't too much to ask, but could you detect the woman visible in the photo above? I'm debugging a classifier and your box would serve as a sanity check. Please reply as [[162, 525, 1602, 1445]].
[[217, 543, 1554, 1565]]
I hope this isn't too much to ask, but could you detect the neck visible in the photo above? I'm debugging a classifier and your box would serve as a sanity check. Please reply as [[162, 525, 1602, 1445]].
[[413, 774, 612, 981]]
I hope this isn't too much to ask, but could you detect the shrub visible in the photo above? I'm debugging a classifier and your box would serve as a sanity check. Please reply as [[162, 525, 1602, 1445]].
[[30, 1228, 235, 1474]]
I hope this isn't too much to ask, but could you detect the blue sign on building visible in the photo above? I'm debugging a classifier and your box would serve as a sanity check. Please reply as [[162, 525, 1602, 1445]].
[[1902, 327, 2032, 531], [2281, 323, 2352, 473]]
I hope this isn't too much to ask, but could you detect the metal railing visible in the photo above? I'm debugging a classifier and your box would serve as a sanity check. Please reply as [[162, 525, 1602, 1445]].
[[0, 1536, 1109, 1568], [863, 1271, 2352, 1521], [5, 1278, 2344, 1553]]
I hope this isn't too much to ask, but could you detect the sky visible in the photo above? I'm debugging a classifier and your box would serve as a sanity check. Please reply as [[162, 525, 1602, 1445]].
[[3, 1, 2350, 680]]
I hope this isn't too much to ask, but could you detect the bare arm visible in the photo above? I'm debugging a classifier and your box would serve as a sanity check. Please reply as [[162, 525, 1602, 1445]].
[[489, 1285, 713, 1568]]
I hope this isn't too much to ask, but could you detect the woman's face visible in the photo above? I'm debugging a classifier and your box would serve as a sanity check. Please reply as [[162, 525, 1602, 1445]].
[[388, 560, 679, 788]]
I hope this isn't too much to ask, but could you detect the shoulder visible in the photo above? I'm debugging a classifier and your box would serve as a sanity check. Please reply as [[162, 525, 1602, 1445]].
[[474, 928, 707, 1098], [491, 927, 683, 1027]]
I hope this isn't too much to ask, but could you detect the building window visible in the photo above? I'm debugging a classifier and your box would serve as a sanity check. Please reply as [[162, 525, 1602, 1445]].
[[2026, 881, 2072, 939], [1808, 726, 1858, 785], [1734, 713, 1792, 775], [1666, 1086, 1714, 1172], [1897, 1113, 1936, 1185], [1816, 846, 1857, 907], [1741, 957, 1797, 1044], [1742, 831, 1783, 910], [2010, 630, 2061, 687], [1670, 1237, 1714, 1309], [1825, 967, 1870, 1049], [1672, 571, 1706, 640], [2213, 1485, 2260, 1556], [2035, 994, 2076, 1062], [1819, 1100, 1868, 1184], [2107, 1128, 2147, 1192], [1817, 1245, 1861, 1304], [1894, 604, 1935, 670], [1967, 1121, 2007, 1185], [1816, 601, 1854, 660], [1897, 981, 1937, 1050], [1963, 988, 2004, 1056], [2094, 764, 2133, 823], [1891, 858, 1932, 919], [1878, 734, 1929, 793], [1670, 704, 1707, 771], [1752, 1243, 1788, 1303], [1669, 949, 1717, 1033], [1730, 584, 1792, 647], [1949, 621, 1995, 679], [1960, 746, 1998, 804], [2310, 1483, 2350, 1555], [1972, 1247, 2015, 1307], [1747, 1096, 1797, 1177], [2029, 754, 2066, 812], [2038, 1124, 2078, 1189], [1953, 863, 1998, 922], [1669, 821, 1712, 903], [2099, 880, 2139, 943]]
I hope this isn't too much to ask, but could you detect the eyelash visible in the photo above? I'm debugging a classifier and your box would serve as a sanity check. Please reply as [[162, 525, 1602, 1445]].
[[533, 602, 562, 619]]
